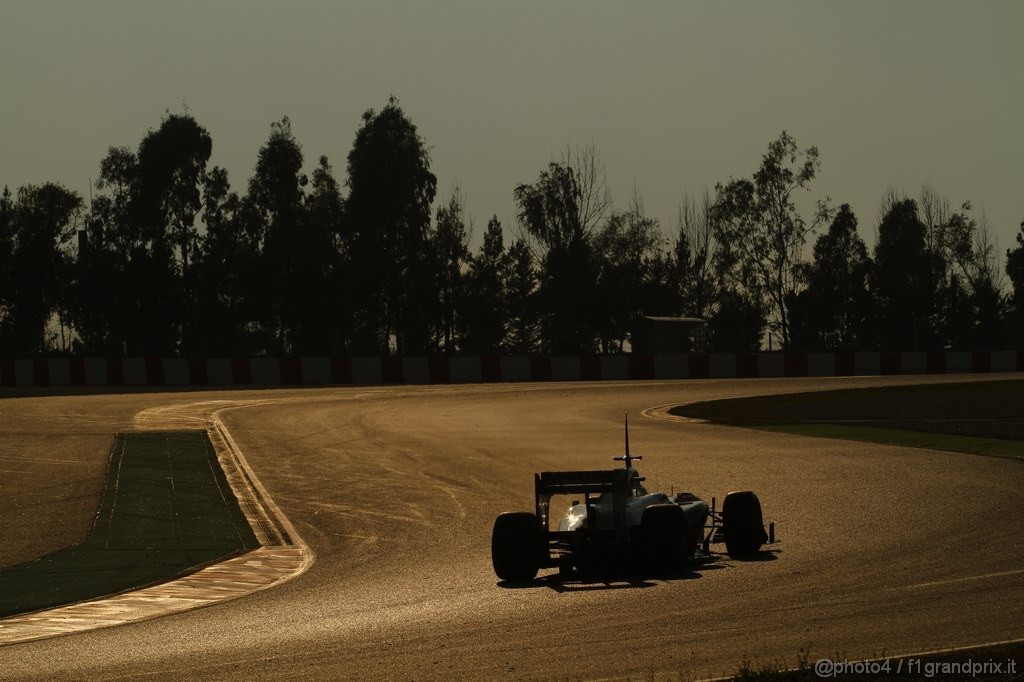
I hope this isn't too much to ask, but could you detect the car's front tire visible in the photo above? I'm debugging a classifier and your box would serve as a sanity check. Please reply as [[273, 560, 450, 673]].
[[491, 512, 541, 582]]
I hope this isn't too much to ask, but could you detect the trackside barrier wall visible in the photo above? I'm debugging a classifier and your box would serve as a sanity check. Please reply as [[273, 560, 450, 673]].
[[1, 352, 1022, 388]]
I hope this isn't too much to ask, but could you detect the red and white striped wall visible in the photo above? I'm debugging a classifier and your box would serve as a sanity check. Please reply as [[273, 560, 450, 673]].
[[1, 351, 1021, 388]]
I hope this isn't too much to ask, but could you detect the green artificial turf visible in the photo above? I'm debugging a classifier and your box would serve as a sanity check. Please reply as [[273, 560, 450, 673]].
[[0, 431, 259, 617]]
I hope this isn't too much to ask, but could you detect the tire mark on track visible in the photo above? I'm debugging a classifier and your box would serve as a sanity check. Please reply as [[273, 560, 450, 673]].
[[890, 568, 1024, 591]]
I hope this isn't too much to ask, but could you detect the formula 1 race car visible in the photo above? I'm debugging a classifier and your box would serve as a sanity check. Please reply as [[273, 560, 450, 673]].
[[491, 417, 775, 581]]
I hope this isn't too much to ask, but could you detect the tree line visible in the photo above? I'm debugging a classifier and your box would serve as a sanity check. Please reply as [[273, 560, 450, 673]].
[[1, 98, 1022, 357]]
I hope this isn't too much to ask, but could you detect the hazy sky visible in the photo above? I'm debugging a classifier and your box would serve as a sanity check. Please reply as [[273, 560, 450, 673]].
[[2, 1, 1022, 255]]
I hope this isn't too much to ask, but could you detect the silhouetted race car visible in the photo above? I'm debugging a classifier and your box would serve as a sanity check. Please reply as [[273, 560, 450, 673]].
[[491, 417, 775, 581]]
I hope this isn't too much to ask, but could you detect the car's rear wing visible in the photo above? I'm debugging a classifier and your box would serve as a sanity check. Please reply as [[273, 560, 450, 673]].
[[534, 469, 634, 535], [535, 469, 633, 495]]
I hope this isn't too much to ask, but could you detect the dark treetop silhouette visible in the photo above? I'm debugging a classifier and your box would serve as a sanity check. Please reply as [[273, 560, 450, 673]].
[[1, 105, 1020, 357]]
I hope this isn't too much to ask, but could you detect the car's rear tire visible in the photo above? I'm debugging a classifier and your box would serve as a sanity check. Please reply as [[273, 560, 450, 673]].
[[722, 491, 767, 558], [641, 504, 690, 572], [491, 512, 541, 582]]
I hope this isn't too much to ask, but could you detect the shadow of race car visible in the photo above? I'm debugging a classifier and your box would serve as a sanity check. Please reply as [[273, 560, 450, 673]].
[[491, 416, 776, 581]]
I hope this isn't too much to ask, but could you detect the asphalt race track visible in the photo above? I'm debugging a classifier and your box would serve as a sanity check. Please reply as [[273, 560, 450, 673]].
[[1, 375, 1023, 680]]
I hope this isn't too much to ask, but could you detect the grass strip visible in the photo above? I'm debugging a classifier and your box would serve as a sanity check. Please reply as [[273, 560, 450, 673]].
[[0, 431, 259, 618], [747, 422, 1024, 460], [671, 379, 1024, 461]]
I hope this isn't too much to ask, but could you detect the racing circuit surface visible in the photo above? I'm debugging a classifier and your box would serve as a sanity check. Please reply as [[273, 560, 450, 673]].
[[1, 375, 1023, 680]]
